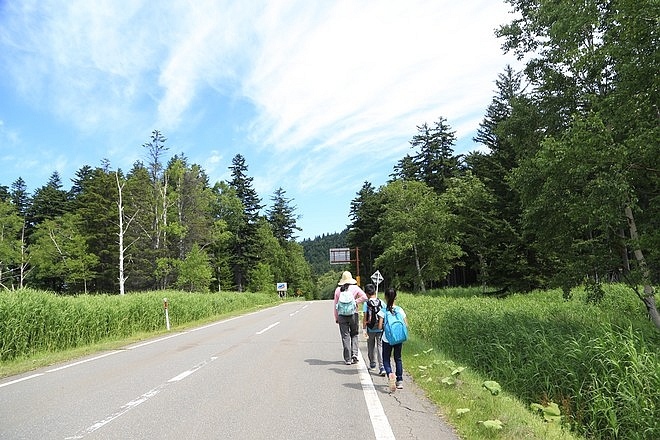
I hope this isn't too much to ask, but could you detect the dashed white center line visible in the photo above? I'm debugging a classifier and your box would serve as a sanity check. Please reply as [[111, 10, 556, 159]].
[[65, 384, 167, 439], [66, 356, 218, 439], [289, 304, 309, 316], [168, 356, 217, 382], [256, 321, 280, 334]]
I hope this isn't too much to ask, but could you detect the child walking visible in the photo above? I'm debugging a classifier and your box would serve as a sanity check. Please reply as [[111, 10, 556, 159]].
[[362, 284, 385, 376], [378, 287, 408, 392]]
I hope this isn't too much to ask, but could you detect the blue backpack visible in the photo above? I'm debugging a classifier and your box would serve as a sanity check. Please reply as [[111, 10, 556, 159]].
[[336, 290, 356, 316], [384, 307, 408, 344]]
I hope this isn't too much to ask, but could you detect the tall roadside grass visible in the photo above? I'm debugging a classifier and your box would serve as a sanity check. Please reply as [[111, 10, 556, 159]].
[[0, 289, 281, 363], [402, 338, 583, 440], [400, 285, 659, 440]]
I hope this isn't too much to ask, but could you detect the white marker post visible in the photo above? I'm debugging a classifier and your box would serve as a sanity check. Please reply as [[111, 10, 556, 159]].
[[163, 298, 171, 331]]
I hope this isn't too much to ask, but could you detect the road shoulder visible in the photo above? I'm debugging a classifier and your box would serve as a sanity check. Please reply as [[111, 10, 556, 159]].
[[358, 341, 461, 439]]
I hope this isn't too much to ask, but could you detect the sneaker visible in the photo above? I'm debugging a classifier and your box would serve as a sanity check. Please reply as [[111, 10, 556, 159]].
[[378, 369, 386, 377], [351, 357, 358, 364], [370, 362, 377, 369], [345, 360, 352, 365], [388, 373, 396, 393], [396, 381, 403, 389]]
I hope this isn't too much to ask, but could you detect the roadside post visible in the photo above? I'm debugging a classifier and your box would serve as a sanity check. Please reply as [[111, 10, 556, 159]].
[[277, 282, 287, 299], [371, 270, 384, 294], [163, 298, 171, 331]]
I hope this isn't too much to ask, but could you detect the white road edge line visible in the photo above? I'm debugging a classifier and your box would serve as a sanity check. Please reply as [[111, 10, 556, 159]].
[[187, 315, 243, 332], [357, 351, 397, 440], [1, 304, 290, 388], [0, 373, 44, 389], [127, 332, 184, 349], [256, 321, 280, 334], [47, 351, 121, 373]]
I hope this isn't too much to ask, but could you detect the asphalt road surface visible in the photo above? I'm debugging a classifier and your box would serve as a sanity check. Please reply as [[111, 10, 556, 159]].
[[0, 300, 460, 439]]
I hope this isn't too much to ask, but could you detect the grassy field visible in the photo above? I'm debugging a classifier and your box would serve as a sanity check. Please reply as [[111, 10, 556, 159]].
[[402, 338, 583, 440], [0, 289, 282, 374], [398, 285, 659, 440], [1, 286, 658, 439]]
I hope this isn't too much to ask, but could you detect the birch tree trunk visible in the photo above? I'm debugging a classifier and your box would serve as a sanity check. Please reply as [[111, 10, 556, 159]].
[[161, 175, 168, 250], [116, 172, 126, 296], [625, 205, 660, 330], [413, 243, 426, 293], [19, 218, 27, 289]]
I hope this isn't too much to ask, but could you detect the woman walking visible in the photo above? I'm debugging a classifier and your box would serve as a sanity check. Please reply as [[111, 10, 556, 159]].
[[333, 271, 367, 365]]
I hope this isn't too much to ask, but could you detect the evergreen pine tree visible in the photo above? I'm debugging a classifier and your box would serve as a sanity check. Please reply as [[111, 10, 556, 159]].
[[266, 187, 300, 245], [227, 154, 263, 291]]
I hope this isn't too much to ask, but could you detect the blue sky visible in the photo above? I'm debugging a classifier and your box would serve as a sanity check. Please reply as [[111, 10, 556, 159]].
[[0, 1, 518, 240]]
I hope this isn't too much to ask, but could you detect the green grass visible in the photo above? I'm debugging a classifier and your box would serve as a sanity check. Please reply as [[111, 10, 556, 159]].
[[399, 285, 660, 440], [2, 285, 658, 439], [402, 337, 583, 440], [0, 329, 164, 378], [0, 289, 285, 372]]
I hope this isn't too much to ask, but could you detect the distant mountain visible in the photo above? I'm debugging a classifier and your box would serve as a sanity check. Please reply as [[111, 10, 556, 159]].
[[300, 229, 349, 276]]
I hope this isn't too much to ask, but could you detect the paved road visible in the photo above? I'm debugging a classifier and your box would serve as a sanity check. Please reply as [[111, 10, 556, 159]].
[[0, 301, 460, 439]]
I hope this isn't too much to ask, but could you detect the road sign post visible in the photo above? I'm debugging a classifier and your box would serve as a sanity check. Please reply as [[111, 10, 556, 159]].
[[329, 247, 361, 285], [276, 282, 287, 299], [370, 270, 384, 294]]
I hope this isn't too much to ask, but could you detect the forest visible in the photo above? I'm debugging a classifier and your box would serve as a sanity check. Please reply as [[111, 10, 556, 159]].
[[0, 143, 314, 297], [0, 0, 658, 329], [341, 0, 659, 329]]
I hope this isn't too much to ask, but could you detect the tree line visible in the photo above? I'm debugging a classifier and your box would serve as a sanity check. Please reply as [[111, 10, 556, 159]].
[[0, 131, 313, 296], [0, 1, 657, 329], [300, 230, 348, 276], [344, 0, 659, 329]]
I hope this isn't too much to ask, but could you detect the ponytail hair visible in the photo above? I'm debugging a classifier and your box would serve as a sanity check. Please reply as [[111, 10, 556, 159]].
[[384, 287, 397, 313]]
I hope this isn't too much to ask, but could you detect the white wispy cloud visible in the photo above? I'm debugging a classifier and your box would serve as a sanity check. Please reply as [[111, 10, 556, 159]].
[[0, 119, 19, 147], [0, 0, 517, 236], [239, 1, 514, 179]]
